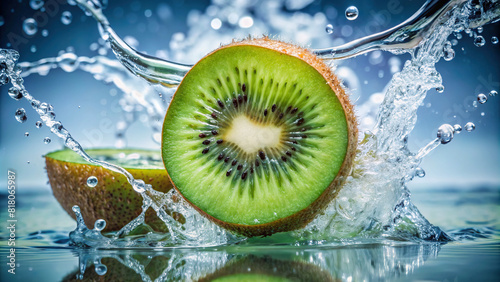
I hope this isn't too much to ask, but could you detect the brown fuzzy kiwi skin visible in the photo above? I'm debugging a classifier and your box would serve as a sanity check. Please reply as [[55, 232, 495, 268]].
[[45, 151, 173, 232], [164, 37, 358, 238]]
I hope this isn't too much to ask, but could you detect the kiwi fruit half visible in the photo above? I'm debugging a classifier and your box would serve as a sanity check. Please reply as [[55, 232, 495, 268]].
[[45, 148, 173, 232], [162, 37, 357, 237]]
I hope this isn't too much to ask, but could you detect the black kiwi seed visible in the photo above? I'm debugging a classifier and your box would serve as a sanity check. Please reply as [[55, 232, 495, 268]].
[[272, 104, 277, 112], [301, 127, 307, 132], [259, 151, 266, 160], [212, 130, 218, 135], [241, 171, 247, 180], [199, 133, 207, 138], [297, 118, 304, 126], [211, 112, 218, 119], [250, 167, 254, 173], [233, 98, 238, 108], [302, 134, 307, 139], [217, 100, 224, 109], [281, 156, 287, 162], [278, 113, 284, 119], [202, 140, 211, 145], [238, 94, 243, 104], [217, 139, 223, 144], [286, 106, 292, 113], [202, 148, 209, 154], [218, 154, 224, 161], [242, 83, 247, 92], [226, 169, 232, 177], [237, 164, 243, 170], [232, 160, 238, 166], [264, 109, 268, 116], [225, 157, 230, 163], [243, 95, 248, 102], [291, 147, 297, 151], [291, 107, 298, 114], [255, 160, 260, 167], [286, 151, 292, 156]]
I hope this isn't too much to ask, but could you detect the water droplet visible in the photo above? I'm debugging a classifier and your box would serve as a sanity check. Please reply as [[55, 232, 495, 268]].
[[489, 90, 498, 96], [455, 32, 462, 40], [492, 36, 499, 44], [30, 0, 44, 10], [94, 219, 106, 231], [133, 179, 146, 193], [87, 176, 98, 187], [474, 35, 485, 47], [8, 87, 23, 100], [345, 6, 359, 20], [464, 122, 475, 132], [415, 167, 425, 178], [43, 137, 51, 144], [443, 48, 455, 61], [95, 264, 107, 276], [23, 18, 38, 36], [61, 11, 73, 25], [435, 86, 444, 93], [472, 101, 478, 108], [480, 112, 485, 116], [30, 45, 37, 53], [477, 93, 487, 104], [325, 24, 334, 34], [210, 18, 222, 30], [27, 161, 30, 164], [15, 108, 27, 123], [476, 27, 483, 33], [35, 121, 42, 128], [41, 29, 48, 37], [24, 132, 30, 137], [437, 124, 454, 144], [453, 124, 462, 134]]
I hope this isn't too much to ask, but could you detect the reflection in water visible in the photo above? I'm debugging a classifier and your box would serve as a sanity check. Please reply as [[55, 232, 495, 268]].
[[65, 242, 441, 281]]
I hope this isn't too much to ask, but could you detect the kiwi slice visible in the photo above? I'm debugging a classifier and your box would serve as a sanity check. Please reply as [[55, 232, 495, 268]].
[[45, 148, 174, 232], [162, 38, 357, 237]]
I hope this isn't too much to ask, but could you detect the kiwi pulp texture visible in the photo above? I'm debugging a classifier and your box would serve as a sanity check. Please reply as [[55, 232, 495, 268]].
[[46, 148, 173, 232], [162, 38, 357, 237]]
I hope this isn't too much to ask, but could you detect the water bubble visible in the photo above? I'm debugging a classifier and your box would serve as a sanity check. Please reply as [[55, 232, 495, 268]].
[[345, 6, 359, 20], [132, 179, 146, 193], [455, 32, 462, 39], [474, 35, 485, 47], [489, 90, 498, 96], [27, 161, 30, 164], [94, 219, 106, 231], [325, 24, 334, 34], [477, 93, 487, 104], [435, 86, 444, 93], [415, 167, 425, 178], [480, 112, 485, 116], [61, 11, 73, 25], [87, 176, 98, 187], [95, 264, 107, 276], [443, 48, 455, 61], [25, 132, 30, 137], [35, 121, 43, 128], [238, 16, 253, 28], [476, 27, 483, 33], [23, 18, 38, 36], [15, 108, 27, 123], [0, 16, 4, 27], [30, 45, 37, 53], [0, 73, 9, 85], [8, 88, 23, 100], [453, 124, 462, 134], [211, 18, 222, 30], [30, 0, 44, 10], [464, 122, 475, 132], [492, 36, 499, 44], [43, 137, 51, 144], [437, 124, 454, 144], [472, 101, 478, 108], [41, 29, 48, 37]]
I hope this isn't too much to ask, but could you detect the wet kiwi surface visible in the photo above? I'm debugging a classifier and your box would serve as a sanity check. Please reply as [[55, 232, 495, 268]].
[[162, 37, 357, 237], [45, 148, 173, 232]]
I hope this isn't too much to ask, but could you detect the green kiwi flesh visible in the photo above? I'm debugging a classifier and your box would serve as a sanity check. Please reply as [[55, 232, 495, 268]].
[[162, 38, 357, 237]]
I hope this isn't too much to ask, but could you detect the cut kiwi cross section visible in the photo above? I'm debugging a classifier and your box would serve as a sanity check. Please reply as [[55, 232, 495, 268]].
[[162, 37, 357, 237], [45, 148, 174, 232]]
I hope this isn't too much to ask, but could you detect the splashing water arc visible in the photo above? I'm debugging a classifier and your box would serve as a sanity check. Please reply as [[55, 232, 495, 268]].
[[0, 0, 499, 248]]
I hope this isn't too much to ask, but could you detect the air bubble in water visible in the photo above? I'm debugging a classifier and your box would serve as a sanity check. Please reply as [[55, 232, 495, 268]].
[[436, 86, 444, 93], [15, 108, 27, 123], [94, 219, 106, 231], [453, 124, 462, 134], [477, 93, 487, 104], [35, 121, 43, 128], [443, 48, 455, 61], [87, 176, 98, 187], [42, 29, 48, 37], [492, 36, 499, 44], [474, 35, 485, 47], [464, 122, 475, 132], [437, 124, 454, 144], [95, 264, 107, 276], [0, 16, 4, 27], [489, 90, 498, 96], [30, 45, 37, 53], [132, 179, 146, 193], [43, 137, 51, 144], [61, 11, 73, 25], [325, 24, 334, 34], [477, 26, 483, 33], [0, 73, 9, 85], [23, 18, 38, 36], [25, 132, 30, 137], [345, 6, 359, 20], [30, 0, 44, 10], [8, 88, 23, 100], [415, 167, 425, 178]]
